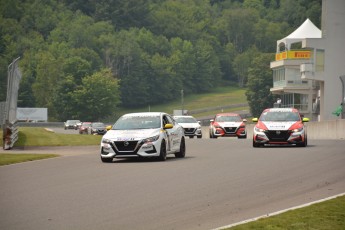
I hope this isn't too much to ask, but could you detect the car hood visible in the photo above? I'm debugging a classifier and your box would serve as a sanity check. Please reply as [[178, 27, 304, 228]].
[[217, 122, 243, 127], [103, 129, 161, 141], [178, 123, 200, 128], [261, 121, 297, 131]]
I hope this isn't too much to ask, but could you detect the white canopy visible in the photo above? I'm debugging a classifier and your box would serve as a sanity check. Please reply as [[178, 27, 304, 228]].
[[277, 18, 321, 52]]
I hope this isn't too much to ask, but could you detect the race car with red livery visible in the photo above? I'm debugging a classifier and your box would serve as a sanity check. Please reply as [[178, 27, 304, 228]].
[[252, 108, 309, 147], [209, 113, 247, 139]]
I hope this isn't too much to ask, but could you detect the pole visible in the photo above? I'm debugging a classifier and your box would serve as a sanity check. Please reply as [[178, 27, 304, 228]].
[[181, 89, 184, 115], [340, 76, 345, 119]]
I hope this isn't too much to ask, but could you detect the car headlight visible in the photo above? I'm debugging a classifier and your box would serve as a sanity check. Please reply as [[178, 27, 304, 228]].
[[254, 126, 266, 132], [292, 127, 304, 133], [102, 138, 112, 144], [142, 134, 160, 143]]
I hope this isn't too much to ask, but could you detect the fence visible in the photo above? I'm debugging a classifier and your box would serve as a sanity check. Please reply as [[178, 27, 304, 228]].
[[2, 57, 22, 150]]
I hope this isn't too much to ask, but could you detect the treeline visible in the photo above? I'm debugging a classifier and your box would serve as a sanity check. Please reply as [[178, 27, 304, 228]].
[[0, 0, 321, 120]]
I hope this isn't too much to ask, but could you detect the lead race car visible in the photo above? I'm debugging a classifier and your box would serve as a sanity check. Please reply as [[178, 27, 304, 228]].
[[252, 108, 309, 147], [100, 112, 186, 162]]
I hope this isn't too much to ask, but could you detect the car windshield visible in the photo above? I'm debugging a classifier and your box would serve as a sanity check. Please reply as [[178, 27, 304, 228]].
[[215, 116, 242, 122], [113, 116, 161, 130], [260, 111, 300, 122], [92, 122, 105, 128], [175, 117, 197, 123], [67, 120, 79, 124]]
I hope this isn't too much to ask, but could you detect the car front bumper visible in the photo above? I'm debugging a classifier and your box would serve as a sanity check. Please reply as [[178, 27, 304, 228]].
[[100, 139, 162, 158], [253, 130, 305, 145]]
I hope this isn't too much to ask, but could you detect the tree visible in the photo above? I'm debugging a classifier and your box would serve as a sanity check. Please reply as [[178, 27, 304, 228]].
[[245, 53, 275, 118], [73, 68, 121, 121]]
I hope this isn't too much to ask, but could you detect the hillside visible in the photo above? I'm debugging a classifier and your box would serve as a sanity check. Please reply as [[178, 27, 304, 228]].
[[105, 85, 249, 122]]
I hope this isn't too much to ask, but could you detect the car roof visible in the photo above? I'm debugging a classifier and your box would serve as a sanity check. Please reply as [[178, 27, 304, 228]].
[[215, 113, 241, 116], [263, 108, 299, 113], [122, 112, 166, 117]]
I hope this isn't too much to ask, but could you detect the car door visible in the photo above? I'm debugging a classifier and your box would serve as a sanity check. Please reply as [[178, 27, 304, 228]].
[[165, 114, 181, 152], [162, 115, 175, 152]]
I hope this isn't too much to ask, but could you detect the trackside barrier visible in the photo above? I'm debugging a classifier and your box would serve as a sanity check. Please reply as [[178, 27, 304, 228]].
[[2, 57, 21, 150]]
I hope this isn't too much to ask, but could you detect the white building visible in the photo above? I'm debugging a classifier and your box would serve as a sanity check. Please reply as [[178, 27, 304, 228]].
[[270, 0, 345, 121]]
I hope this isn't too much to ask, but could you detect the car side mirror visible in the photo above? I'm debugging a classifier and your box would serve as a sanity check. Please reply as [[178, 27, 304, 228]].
[[302, 117, 309, 122], [252, 118, 258, 122], [164, 124, 173, 129], [106, 125, 112, 131], [243, 119, 247, 122]]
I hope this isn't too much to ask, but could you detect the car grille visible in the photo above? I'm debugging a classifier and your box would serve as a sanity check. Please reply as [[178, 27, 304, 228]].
[[183, 128, 196, 134], [224, 127, 238, 134], [113, 141, 138, 152], [265, 130, 291, 141]]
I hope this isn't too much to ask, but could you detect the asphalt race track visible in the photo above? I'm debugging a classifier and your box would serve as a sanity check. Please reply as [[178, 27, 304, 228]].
[[1, 136, 345, 230]]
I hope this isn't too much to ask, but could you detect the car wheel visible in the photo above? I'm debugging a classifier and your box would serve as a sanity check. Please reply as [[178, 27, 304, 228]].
[[157, 140, 167, 161], [189, 136, 193, 139], [209, 131, 215, 139], [197, 135, 202, 139], [101, 156, 113, 163], [175, 137, 186, 158], [298, 135, 307, 147], [253, 139, 260, 147]]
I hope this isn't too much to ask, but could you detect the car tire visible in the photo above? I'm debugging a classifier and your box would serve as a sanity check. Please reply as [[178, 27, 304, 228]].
[[175, 137, 186, 158], [209, 131, 216, 139], [101, 156, 113, 163], [298, 135, 307, 147], [253, 139, 261, 147], [189, 136, 194, 139], [197, 135, 202, 139], [157, 140, 167, 161]]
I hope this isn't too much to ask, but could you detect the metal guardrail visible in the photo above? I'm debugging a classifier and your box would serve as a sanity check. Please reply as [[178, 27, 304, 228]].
[[2, 57, 21, 150]]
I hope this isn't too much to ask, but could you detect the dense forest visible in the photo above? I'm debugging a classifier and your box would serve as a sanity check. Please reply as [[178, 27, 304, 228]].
[[0, 0, 321, 120]]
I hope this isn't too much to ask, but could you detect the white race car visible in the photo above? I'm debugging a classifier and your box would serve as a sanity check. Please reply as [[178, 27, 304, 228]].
[[252, 108, 309, 147], [100, 112, 186, 162], [173, 115, 202, 139]]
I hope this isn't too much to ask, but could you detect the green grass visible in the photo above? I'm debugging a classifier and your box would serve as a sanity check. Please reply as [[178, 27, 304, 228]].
[[227, 195, 345, 230], [0, 153, 59, 166], [14, 127, 102, 146], [0, 127, 102, 166], [105, 85, 249, 121]]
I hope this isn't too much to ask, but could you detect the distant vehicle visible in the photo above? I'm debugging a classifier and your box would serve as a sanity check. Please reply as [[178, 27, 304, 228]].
[[209, 113, 247, 139], [252, 108, 309, 147], [100, 112, 185, 163], [64, 120, 81, 130], [79, 122, 92, 134], [173, 115, 202, 139], [89, 122, 107, 135]]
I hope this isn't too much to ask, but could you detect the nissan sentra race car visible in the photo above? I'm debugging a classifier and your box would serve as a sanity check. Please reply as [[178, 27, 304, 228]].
[[209, 113, 247, 139], [252, 108, 309, 147], [100, 112, 186, 162]]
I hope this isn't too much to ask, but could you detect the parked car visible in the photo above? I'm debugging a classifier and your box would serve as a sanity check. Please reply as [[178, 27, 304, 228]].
[[79, 122, 92, 134], [252, 108, 309, 147], [89, 122, 107, 135], [100, 112, 185, 163], [64, 120, 81, 130], [173, 115, 202, 139], [209, 113, 247, 139]]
